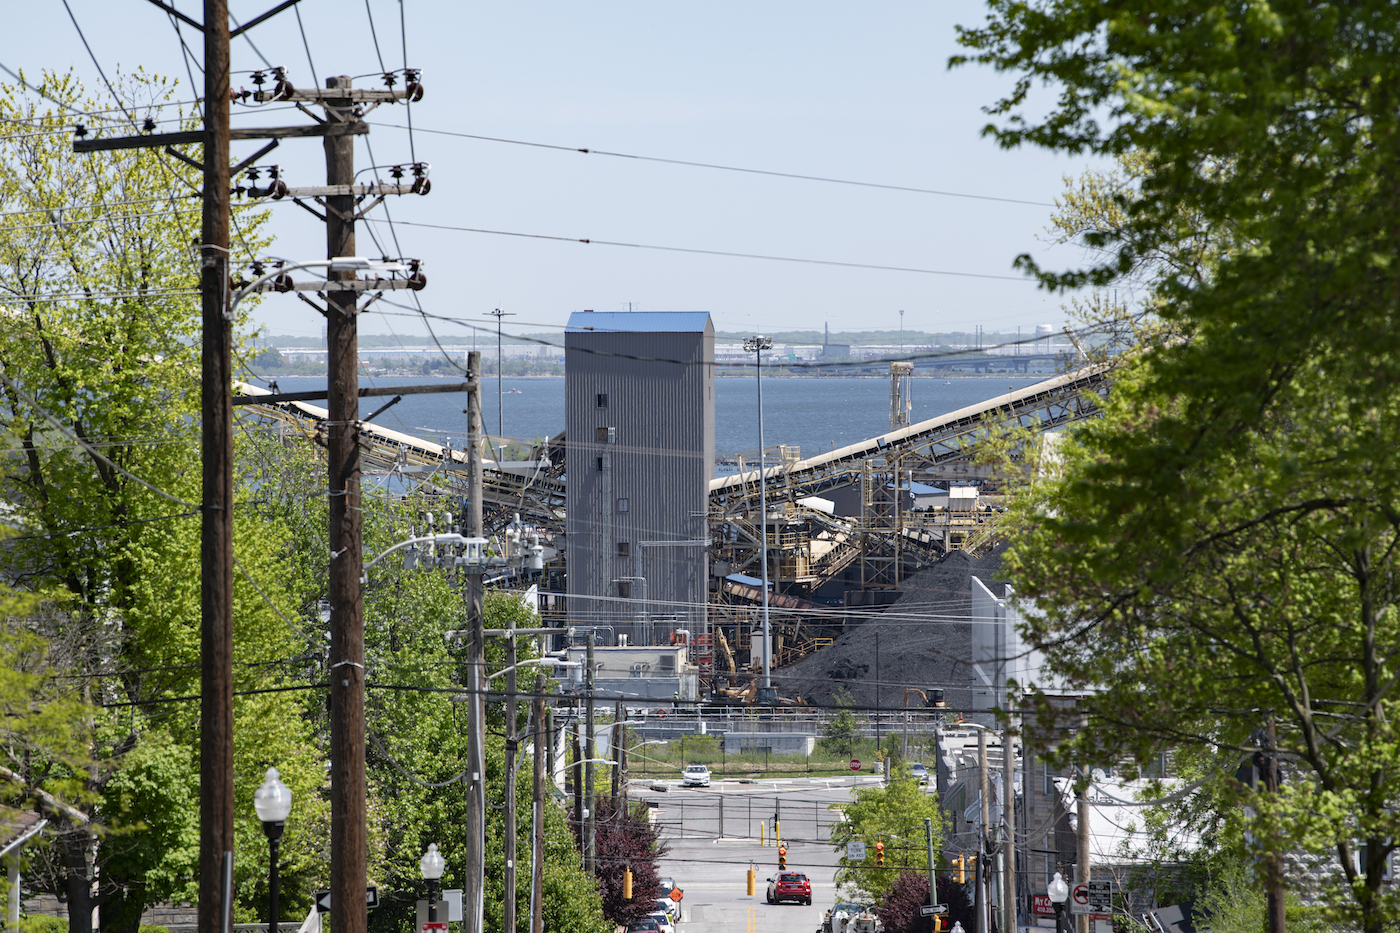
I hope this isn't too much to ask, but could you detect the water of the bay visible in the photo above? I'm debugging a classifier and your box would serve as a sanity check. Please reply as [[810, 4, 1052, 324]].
[[259, 373, 1049, 464]]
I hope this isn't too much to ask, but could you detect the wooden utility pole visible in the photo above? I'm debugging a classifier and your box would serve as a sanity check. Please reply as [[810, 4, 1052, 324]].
[[197, 5, 234, 933], [1003, 732, 1016, 933], [611, 698, 624, 810], [1263, 716, 1285, 933], [978, 730, 990, 933], [531, 670, 547, 933], [324, 74, 369, 933], [1076, 781, 1090, 933], [503, 625, 518, 933], [584, 632, 597, 873], [465, 352, 485, 933]]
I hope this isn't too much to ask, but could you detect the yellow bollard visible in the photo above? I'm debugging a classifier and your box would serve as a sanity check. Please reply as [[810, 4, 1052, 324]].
[[747, 863, 756, 896], [760, 821, 766, 847]]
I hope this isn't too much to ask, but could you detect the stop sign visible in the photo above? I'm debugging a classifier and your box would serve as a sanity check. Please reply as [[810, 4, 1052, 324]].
[[850, 759, 861, 771]]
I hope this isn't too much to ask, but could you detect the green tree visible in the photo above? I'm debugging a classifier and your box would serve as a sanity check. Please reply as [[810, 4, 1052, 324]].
[[956, 4, 1400, 929], [827, 774, 945, 904], [0, 72, 326, 933], [820, 695, 859, 759]]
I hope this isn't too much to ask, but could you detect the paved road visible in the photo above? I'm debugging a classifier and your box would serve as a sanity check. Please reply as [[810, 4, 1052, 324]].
[[634, 776, 883, 933]]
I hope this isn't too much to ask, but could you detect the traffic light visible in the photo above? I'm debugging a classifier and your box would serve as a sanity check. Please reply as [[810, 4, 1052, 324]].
[[933, 917, 949, 932], [778, 845, 788, 870], [953, 855, 965, 884], [623, 865, 633, 900], [875, 842, 885, 867]]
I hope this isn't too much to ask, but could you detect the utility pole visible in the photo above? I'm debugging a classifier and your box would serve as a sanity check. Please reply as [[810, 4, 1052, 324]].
[[1004, 731, 1017, 933], [325, 74, 368, 933], [197, 6, 233, 933], [490, 308, 515, 448], [611, 698, 624, 810], [1263, 716, 1285, 933], [1076, 780, 1090, 933], [503, 624, 518, 933], [531, 669, 547, 933], [572, 721, 584, 842], [465, 352, 485, 933], [925, 816, 939, 910], [584, 632, 597, 872], [978, 730, 990, 933]]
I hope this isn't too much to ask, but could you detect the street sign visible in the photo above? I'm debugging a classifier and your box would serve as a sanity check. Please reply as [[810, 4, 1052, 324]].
[[314, 886, 380, 913], [849, 759, 861, 771], [846, 841, 866, 861], [421, 922, 447, 933], [920, 905, 948, 916], [1070, 881, 1112, 915]]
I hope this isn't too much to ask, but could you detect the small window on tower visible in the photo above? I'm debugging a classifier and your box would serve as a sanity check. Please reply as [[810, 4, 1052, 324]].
[[596, 426, 616, 444], [617, 542, 630, 558], [617, 581, 632, 599], [616, 497, 629, 513], [597, 393, 608, 408], [596, 456, 605, 472]]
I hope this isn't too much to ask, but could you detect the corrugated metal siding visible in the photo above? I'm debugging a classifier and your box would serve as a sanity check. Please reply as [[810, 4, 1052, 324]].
[[565, 318, 714, 643]]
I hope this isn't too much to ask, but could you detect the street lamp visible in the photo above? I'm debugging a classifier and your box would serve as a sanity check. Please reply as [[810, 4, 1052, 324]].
[[1048, 871, 1069, 933], [253, 767, 293, 933], [743, 335, 777, 705], [420, 843, 446, 925]]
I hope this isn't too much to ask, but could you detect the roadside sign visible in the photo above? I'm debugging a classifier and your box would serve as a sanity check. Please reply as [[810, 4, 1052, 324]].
[[1070, 881, 1111, 915], [920, 905, 948, 916], [315, 887, 380, 913], [846, 841, 866, 861], [421, 922, 447, 933], [669, 888, 683, 903], [849, 759, 861, 771]]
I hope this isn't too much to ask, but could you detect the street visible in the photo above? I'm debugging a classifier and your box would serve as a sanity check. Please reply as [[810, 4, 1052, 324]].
[[632, 776, 885, 933]]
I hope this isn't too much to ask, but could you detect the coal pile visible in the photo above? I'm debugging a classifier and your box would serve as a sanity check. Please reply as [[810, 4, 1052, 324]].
[[774, 546, 1007, 709]]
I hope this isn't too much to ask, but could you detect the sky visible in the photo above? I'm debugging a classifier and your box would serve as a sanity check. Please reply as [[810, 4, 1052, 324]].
[[12, 1, 1104, 344]]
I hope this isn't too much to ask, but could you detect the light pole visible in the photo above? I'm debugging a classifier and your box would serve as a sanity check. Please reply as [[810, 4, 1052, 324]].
[[1048, 871, 1069, 933], [744, 336, 777, 705], [490, 308, 515, 449], [420, 843, 446, 925], [253, 767, 293, 933]]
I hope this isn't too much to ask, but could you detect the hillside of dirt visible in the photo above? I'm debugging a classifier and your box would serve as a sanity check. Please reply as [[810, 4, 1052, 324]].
[[774, 545, 1007, 710]]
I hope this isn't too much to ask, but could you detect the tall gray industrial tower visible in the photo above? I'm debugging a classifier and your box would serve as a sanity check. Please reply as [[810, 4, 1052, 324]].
[[565, 311, 715, 644]]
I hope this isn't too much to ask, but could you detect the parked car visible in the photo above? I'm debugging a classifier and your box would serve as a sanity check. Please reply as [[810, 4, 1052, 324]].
[[649, 910, 676, 933], [909, 762, 930, 785], [659, 877, 683, 902], [627, 920, 661, 933], [655, 898, 680, 923], [767, 871, 812, 905], [681, 764, 711, 787]]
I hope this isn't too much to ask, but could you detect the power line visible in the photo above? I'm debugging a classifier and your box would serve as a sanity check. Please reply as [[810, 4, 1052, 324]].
[[368, 122, 1056, 208], [364, 218, 1032, 282]]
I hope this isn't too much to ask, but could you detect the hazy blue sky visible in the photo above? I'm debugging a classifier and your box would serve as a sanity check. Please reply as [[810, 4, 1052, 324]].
[[14, 2, 1104, 344]]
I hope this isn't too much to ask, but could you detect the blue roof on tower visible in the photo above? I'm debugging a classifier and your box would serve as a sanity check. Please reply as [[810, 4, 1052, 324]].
[[566, 311, 711, 333]]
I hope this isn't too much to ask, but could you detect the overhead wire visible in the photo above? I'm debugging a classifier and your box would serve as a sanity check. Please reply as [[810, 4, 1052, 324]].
[[368, 122, 1056, 208], [293, 4, 320, 93], [363, 217, 1034, 282]]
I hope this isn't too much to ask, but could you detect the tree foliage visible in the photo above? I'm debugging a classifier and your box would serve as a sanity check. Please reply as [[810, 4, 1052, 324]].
[[876, 871, 973, 933], [955, 3, 1400, 929], [590, 798, 666, 926], [0, 71, 327, 933], [828, 774, 946, 903]]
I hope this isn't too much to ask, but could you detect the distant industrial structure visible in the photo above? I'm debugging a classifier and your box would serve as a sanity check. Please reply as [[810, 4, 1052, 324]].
[[563, 311, 715, 646]]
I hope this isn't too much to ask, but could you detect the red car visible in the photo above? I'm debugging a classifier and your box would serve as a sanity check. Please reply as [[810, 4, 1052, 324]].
[[766, 871, 812, 906]]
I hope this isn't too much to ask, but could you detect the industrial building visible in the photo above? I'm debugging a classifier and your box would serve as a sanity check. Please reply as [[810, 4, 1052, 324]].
[[563, 310, 715, 645]]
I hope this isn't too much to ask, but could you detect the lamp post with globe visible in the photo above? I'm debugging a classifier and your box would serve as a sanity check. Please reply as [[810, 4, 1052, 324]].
[[253, 768, 293, 933], [420, 843, 446, 925], [1048, 871, 1070, 933]]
